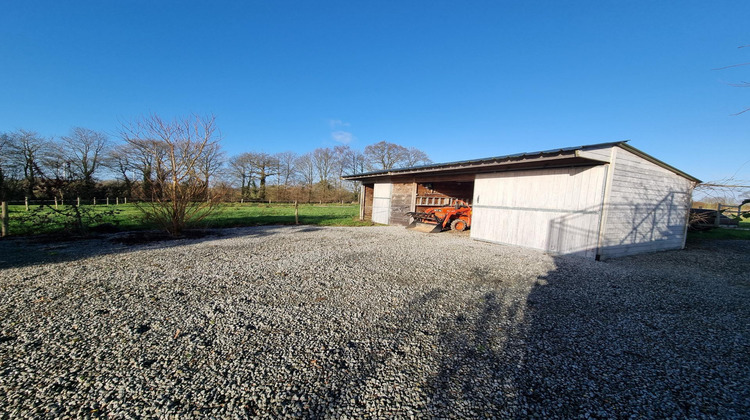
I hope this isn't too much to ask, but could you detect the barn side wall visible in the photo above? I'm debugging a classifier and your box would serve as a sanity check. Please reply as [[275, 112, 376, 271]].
[[598, 147, 694, 259], [472, 166, 607, 259]]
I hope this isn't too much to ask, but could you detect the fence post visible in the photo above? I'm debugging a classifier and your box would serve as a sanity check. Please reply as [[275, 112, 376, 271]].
[[715, 203, 722, 227], [1, 201, 7, 237], [93, 197, 96, 206], [25, 196, 29, 211], [77, 197, 81, 206], [116, 197, 119, 206], [295, 200, 299, 225], [54, 197, 59, 209], [124, 197, 127, 205], [107, 197, 110, 206]]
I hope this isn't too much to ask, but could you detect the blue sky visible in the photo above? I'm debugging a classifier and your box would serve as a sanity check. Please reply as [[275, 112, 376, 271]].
[[1, 1, 748, 183]]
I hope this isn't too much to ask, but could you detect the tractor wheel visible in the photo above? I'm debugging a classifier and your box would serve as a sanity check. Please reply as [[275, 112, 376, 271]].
[[451, 219, 468, 232]]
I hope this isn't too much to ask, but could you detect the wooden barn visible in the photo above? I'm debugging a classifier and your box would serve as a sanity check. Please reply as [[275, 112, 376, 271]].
[[343, 142, 700, 260]]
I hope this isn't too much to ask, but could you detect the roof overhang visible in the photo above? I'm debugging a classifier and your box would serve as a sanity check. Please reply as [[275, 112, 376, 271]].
[[343, 141, 701, 183], [343, 142, 616, 181]]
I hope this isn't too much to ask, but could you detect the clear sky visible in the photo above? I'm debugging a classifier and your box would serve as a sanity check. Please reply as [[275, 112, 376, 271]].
[[1, 1, 748, 183]]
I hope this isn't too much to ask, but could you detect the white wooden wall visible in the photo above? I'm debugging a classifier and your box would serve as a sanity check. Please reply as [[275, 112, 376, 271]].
[[372, 183, 392, 225], [471, 166, 607, 258], [598, 147, 693, 258]]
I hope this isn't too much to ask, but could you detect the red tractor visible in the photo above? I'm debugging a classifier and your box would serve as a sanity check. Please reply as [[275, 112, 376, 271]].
[[406, 201, 472, 233]]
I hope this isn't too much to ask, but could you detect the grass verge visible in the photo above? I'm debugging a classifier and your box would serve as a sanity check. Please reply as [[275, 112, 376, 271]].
[[4, 203, 372, 236], [687, 227, 750, 241]]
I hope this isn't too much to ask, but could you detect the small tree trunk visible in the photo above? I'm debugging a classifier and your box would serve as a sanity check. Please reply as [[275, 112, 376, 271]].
[[25, 197, 29, 211]]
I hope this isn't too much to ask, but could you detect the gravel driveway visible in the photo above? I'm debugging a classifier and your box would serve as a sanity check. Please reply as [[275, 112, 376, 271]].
[[1, 226, 748, 418]]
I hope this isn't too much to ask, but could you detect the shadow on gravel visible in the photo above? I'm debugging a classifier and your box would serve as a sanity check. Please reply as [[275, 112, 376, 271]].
[[422, 244, 750, 418], [515, 252, 747, 417], [0, 225, 322, 270]]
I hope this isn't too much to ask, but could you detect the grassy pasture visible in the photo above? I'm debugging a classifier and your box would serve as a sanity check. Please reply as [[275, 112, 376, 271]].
[[3, 202, 372, 236]]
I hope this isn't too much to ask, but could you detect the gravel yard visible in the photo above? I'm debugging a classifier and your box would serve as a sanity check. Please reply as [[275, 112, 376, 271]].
[[1, 226, 748, 418]]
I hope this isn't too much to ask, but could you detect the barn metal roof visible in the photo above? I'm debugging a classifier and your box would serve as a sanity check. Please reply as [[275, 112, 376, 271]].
[[342, 141, 701, 183]]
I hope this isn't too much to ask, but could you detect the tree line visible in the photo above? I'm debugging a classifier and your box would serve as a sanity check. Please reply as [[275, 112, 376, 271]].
[[0, 115, 432, 205]]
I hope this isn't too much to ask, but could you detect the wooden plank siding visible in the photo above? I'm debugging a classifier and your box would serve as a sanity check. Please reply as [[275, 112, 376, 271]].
[[471, 166, 607, 258], [389, 182, 416, 226], [597, 147, 694, 258], [361, 184, 374, 221]]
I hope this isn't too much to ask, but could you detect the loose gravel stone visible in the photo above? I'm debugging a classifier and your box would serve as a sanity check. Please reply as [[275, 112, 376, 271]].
[[0, 226, 748, 418]]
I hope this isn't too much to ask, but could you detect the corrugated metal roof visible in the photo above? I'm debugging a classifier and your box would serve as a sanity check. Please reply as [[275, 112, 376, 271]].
[[342, 141, 701, 183]]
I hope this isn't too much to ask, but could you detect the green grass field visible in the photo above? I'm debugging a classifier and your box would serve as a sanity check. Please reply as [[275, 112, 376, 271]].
[[4, 203, 748, 240], [3, 203, 372, 236]]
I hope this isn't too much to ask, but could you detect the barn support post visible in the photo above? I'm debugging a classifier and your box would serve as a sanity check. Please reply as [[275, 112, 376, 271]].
[[359, 184, 365, 220]]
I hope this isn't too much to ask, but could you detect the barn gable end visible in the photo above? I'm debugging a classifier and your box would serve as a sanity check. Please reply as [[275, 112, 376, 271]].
[[597, 146, 696, 259]]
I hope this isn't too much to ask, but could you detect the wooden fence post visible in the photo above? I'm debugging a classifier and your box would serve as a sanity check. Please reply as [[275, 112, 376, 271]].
[[25, 196, 29, 211], [1, 201, 7, 237], [54, 197, 58, 209], [116, 197, 119, 206], [715, 203, 722, 227], [77, 197, 81, 206], [124, 197, 127, 204], [106, 197, 110, 206], [93, 197, 97, 206], [295, 200, 299, 225]]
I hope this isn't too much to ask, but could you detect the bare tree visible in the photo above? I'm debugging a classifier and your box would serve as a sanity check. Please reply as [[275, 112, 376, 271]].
[[312, 147, 336, 186], [334, 145, 366, 192], [106, 143, 137, 198], [405, 147, 432, 167], [0, 133, 10, 200], [60, 127, 110, 191], [229, 153, 254, 199], [248, 152, 278, 202], [296, 153, 316, 202], [363, 141, 410, 170], [275, 151, 298, 187], [8, 130, 49, 198], [120, 114, 222, 236], [197, 141, 225, 200], [714, 44, 750, 115], [122, 138, 169, 200]]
